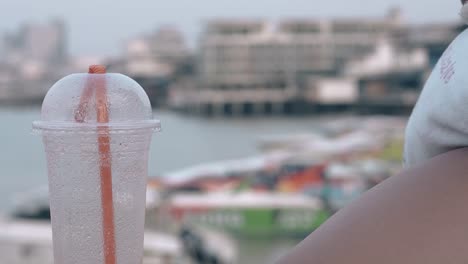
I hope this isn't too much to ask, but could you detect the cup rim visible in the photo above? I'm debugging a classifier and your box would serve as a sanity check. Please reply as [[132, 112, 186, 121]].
[[32, 120, 161, 134]]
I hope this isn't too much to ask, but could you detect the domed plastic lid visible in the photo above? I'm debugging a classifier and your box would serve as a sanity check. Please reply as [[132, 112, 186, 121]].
[[33, 66, 160, 134]]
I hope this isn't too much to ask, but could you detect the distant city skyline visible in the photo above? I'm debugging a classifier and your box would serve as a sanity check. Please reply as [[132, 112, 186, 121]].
[[0, 0, 463, 57]]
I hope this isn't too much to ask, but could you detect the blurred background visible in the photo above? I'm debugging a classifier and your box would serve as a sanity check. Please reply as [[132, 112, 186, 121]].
[[0, 0, 464, 263]]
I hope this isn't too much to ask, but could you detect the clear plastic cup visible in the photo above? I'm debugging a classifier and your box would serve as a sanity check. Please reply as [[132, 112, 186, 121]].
[[33, 70, 160, 264]]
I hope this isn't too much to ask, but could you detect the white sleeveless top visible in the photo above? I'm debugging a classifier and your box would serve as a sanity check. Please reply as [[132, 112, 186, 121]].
[[404, 27, 468, 167]]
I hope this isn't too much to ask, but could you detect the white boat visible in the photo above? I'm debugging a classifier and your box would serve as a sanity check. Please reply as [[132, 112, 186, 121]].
[[0, 218, 184, 264], [162, 151, 291, 186], [167, 192, 329, 237], [6, 186, 237, 264]]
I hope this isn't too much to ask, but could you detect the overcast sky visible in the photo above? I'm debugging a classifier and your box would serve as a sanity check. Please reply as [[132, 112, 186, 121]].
[[0, 0, 463, 57]]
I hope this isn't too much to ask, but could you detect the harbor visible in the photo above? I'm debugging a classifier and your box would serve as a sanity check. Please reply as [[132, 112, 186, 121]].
[[0, 108, 405, 263]]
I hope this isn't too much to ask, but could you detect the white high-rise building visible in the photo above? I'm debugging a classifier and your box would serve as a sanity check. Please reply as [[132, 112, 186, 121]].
[[113, 26, 189, 78], [2, 19, 67, 66], [150, 26, 189, 65], [199, 11, 403, 89], [22, 19, 67, 65], [0, 19, 67, 102]]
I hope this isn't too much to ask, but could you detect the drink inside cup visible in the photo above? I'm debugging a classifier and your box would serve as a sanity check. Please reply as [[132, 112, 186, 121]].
[[33, 66, 160, 264]]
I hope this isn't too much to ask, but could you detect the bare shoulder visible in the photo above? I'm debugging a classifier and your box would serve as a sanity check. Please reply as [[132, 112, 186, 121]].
[[276, 148, 468, 264]]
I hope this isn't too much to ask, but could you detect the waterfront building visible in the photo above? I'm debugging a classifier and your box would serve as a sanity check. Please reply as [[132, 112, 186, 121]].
[[172, 9, 462, 116]]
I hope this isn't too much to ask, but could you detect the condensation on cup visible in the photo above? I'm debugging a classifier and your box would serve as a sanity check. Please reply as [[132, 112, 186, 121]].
[[33, 66, 160, 264]]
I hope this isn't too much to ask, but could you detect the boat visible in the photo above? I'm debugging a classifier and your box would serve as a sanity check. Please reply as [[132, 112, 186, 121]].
[[166, 192, 330, 237], [0, 218, 184, 264], [5, 186, 237, 264]]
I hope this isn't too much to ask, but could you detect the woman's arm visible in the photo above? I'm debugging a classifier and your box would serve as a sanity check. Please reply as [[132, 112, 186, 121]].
[[277, 148, 468, 264]]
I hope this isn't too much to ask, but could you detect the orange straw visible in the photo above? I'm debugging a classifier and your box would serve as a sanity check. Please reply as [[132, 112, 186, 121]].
[[74, 66, 105, 122], [75, 65, 116, 264]]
